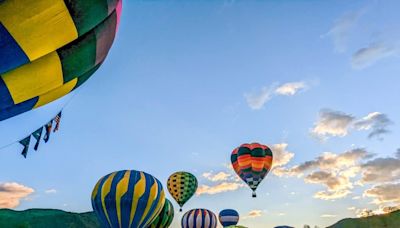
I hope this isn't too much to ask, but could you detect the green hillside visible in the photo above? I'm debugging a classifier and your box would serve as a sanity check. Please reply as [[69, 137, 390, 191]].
[[0, 209, 100, 228], [328, 210, 400, 228]]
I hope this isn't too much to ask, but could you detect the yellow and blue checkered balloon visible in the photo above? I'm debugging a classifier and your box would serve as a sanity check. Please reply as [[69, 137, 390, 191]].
[[0, 0, 122, 121], [91, 170, 166, 228]]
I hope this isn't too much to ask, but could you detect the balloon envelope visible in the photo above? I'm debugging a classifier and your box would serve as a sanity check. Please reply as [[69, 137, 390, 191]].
[[181, 209, 217, 228], [0, 0, 122, 121], [167, 171, 198, 211], [219, 209, 239, 227], [148, 198, 174, 228], [231, 142, 273, 197], [91, 170, 165, 228]]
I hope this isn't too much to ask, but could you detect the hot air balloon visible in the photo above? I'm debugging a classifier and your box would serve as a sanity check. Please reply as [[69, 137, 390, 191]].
[[91, 170, 165, 228], [181, 209, 217, 228], [148, 198, 174, 228], [167, 171, 198, 212], [231, 142, 273, 197], [219, 209, 239, 227], [0, 0, 122, 121]]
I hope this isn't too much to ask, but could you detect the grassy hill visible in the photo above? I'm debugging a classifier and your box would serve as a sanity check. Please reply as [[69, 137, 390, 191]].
[[328, 210, 400, 228], [0, 209, 100, 228]]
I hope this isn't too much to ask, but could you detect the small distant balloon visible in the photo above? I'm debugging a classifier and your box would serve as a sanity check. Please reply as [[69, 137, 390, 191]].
[[219, 209, 239, 227], [91, 170, 165, 228], [231, 142, 273, 197], [181, 208, 217, 228], [167, 171, 198, 212]]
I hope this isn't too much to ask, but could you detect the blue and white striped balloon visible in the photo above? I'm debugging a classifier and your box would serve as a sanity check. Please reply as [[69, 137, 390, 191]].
[[219, 209, 239, 227], [181, 209, 217, 228]]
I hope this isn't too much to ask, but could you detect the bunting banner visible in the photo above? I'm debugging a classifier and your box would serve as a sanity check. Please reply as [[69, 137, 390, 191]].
[[32, 127, 43, 151], [53, 111, 62, 132], [19, 136, 31, 158], [43, 120, 53, 143], [10, 111, 63, 158]]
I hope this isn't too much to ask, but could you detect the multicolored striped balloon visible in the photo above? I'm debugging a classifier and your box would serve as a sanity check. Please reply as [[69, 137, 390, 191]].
[[231, 142, 273, 197], [0, 0, 122, 121], [91, 170, 165, 228], [219, 209, 239, 227], [181, 209, 217, 228], [148, 198, 174, 228], [167, 171, 198, 212]]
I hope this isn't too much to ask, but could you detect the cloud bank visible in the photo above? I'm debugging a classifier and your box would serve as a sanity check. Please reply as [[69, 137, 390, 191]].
[[0, 182, 34, 209]]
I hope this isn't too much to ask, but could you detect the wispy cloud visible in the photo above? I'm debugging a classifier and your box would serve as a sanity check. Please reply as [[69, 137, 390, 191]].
[[245, 81, 309, 110], [354, 112, 393, 140], [244, 86, 274, 110], [202, 171, 231, 182], [321, 214, 337, 218], [45, 189, 57, 194], [275, 82, 308, 96], [323, 9, 365, 53], [0, 182, 34, 208], [196, 182, 243, 195], [314, 189, 352, 200], [311, 109, 393, 140], [243, 210, 263, 219], [351, 43, 397, 69]]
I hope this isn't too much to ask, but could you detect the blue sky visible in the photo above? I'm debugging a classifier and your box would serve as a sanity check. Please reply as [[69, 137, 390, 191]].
[[1, 1, 400, 227]]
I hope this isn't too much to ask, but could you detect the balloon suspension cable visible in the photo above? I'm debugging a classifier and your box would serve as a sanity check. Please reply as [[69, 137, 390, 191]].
[[252, 191, 257, 198]]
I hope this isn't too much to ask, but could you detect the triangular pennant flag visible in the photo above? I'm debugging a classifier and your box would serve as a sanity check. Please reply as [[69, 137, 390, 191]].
[[43, 120, 53, 143], [53, 111, 62, 132], [32, 127, 43, 151], [19, 136, 31, 158]]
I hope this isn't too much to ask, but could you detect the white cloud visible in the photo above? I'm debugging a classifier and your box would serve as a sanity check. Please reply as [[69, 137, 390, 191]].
[[245, 81, 309, 109], [360, 155, 400, 184], [196, 182, 243, 195], [275, 148, 371, 200], [243, 210, 263, 219], [277, 148, 370, 177], [45, 189, 57, 194], [271, 143, 295, 168], [351, 43, 397, 69], [314, 189, 352, 200], [275, 82, 307, 96], [311, 109, 354, 139], [305, 171, 352, 191], [311, 110, 393, 140], [202, 172, 231, 182], [354, 112, 393, 140], [0, 182, 34, 208], [363, 183, 400, 204], [244, 86, 273, 110]]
